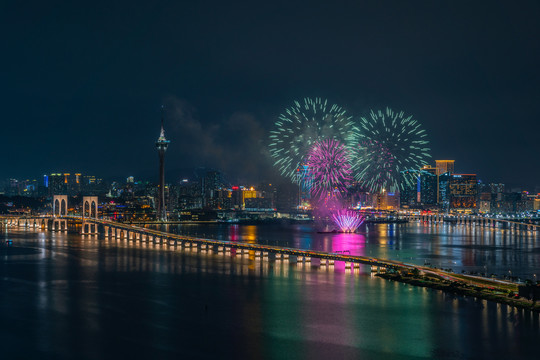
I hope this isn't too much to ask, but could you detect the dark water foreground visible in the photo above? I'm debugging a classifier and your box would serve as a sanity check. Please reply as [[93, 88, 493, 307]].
[[1, 228, 539, 360]]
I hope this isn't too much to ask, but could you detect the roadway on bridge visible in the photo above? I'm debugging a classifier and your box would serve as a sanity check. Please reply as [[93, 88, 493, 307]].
[[81, 217, 518, 290]]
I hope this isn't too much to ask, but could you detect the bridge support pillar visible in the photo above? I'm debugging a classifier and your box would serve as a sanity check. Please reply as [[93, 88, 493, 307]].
[[52, 219, 68, 232]]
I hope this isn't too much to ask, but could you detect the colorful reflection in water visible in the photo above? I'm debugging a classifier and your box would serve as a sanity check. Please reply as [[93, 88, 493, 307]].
[[1, 228, 539, 360], [331, 232, 366, 256], [168, 221, 540, 279]]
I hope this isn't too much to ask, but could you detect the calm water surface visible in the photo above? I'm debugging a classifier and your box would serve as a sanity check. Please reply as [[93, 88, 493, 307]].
[[171, 222, 540, 279], [1, 223, 539, 360]]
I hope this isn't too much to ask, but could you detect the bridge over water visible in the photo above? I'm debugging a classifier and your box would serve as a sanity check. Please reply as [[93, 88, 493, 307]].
[[409, 213, 540, 232], [1, 214, 522, 290], [1, 215, 411, 271]]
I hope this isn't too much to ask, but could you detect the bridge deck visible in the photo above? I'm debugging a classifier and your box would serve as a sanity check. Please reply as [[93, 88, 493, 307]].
[[85, 218, 519, 289], [81, 218, 410, 269], [3, 215, 520, 289]]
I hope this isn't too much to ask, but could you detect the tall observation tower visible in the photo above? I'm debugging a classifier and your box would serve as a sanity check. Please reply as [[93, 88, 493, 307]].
[[156, 106, 170, 221]]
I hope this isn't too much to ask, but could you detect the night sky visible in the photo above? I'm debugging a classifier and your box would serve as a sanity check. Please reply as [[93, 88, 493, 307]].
[[2, 1, 539, 188]]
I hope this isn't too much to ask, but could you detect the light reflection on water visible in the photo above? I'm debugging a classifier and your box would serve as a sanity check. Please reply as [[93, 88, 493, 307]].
[[167, 222, 539, 279], [0, 227, 539, 360]]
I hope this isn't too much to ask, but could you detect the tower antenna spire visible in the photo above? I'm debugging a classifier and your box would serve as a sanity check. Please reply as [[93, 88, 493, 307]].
[[156, 105, 170, 221], [161, 105, 164, 130]]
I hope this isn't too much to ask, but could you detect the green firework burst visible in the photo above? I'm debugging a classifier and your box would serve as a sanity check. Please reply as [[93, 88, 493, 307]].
[[269, 97, 355, 182]]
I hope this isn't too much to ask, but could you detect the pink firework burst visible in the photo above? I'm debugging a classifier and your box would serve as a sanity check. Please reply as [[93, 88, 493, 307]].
[[306, 139, 352, 199], [332, 210, 365, 233]]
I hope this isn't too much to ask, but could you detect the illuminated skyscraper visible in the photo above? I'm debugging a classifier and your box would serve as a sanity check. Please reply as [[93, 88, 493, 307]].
[[420, 165, 438, 205], [155, 107, 170, 221], [49, 173, 65, 195], [449, 174, 477, 210], [296, 164, 312, 209], [202, 170, 222, 209], [435, 160, 455, 175]]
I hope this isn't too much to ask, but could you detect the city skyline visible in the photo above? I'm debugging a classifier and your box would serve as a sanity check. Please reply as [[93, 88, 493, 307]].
[[1, 1, 539, 188], [1, 3, 539, 358], [3, 154, 538, 194]]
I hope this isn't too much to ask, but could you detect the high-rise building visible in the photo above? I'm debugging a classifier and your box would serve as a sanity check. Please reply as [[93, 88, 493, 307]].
[[438, 173, 451, 212], [478, 192, 492, 213], [274, 182, 299, 212], [296, 164, 312, 209], [399, 170, 419, 208], [449, 174, 477, 211], [202, 170, 222, 208], [231, 186, 243, 209], [155, 107, 170, 221], [215, 188, 232, 210], [83, 175, 96, 186], [378, 191, 400, 210], [228, 186, 258, 209], [6, 178, 20, 196], [65, 173, 82, 194], [435, 160, 455, 175], [49, 173, 65, 195], [178, 179, 203, 210], [420, 165, 438, 205]]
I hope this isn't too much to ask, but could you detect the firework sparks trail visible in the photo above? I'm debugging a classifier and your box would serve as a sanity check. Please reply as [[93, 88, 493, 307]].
[[332, 209, 365, 233], [269, 97, 354, 182], [350, 107, 431, 193], [306, 139, 352, 199]]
